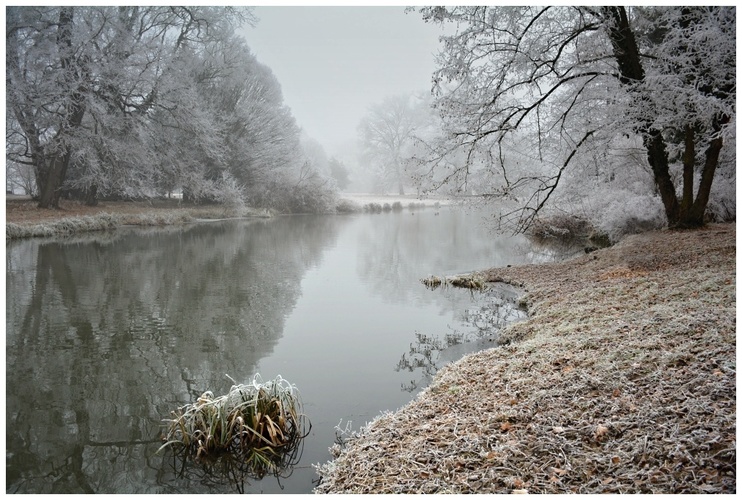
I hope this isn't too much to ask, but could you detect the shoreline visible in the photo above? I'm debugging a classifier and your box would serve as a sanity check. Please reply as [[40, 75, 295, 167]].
[[4, 195, 452, 240], [314, 223, 736, 494], [5, 199, 735, 493], [5, 198, 274, 240]]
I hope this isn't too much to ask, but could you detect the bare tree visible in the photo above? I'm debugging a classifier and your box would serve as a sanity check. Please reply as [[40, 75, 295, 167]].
[[415, 6, 735, 231], [358, 93, 432, 195]]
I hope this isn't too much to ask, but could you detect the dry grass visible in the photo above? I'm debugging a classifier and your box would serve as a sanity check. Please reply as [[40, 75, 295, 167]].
[[160, 375, 310, 492], [5, 198, 270, 240], [314, 223, 736, 494]]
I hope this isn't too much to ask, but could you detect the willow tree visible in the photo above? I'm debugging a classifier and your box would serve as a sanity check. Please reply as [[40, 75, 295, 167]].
[[416, 6, 735, 231]]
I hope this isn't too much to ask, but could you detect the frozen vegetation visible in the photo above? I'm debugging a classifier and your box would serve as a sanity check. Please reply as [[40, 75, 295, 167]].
[[6, 7, 735, 239], [315, 223, 735, 494]]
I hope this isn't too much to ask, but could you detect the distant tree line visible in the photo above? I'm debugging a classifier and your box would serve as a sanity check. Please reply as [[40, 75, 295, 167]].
[[6, 6, 339, 212]]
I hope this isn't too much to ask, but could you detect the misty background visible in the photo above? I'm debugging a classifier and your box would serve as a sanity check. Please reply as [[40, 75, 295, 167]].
[[242, 6, 444, 192]]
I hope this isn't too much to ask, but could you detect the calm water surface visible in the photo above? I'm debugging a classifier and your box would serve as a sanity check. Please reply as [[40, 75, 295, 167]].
[[6, 207, 570, 493]]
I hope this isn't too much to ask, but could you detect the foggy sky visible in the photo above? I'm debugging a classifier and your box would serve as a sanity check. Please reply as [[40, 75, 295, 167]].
[[241, 6, 445, 157]]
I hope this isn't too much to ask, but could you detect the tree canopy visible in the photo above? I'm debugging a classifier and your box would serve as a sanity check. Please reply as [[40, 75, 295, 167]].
[[6, 6, 338, 212], [414, 6, 735, 235]]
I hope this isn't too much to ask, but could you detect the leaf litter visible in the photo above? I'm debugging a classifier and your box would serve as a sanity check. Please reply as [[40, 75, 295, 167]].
[[314, 223, 735, 494]]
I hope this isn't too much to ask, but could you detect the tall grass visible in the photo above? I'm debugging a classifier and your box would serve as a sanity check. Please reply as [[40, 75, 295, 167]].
[[159, 374, 310, 486]]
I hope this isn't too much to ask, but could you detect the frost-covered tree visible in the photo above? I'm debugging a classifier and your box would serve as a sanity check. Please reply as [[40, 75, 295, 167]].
[[6, 6, 253, 207], [415, 6, 735, 232], [146, 33, 299, 205], [328, 157, 351, 191], [358, 93, 433, 195]]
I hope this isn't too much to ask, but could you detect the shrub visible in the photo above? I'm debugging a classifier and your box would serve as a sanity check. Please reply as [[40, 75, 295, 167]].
[[336, 199, 361, 214]]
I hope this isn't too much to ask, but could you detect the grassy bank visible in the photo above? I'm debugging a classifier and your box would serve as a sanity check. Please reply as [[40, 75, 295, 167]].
[[5, 198, 271, 240], [314, 223, 736, 494]]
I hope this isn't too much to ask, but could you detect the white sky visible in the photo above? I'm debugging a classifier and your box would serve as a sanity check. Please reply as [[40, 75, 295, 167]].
[[240, 5, 446, 156]]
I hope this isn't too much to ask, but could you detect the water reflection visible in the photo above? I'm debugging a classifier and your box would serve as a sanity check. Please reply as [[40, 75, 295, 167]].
[[161, 423, 306, 494], [6, 208, 569, 494], [6, 217, 341, 493], [395, 283, 527, 392], [356, 207, 533, 312]]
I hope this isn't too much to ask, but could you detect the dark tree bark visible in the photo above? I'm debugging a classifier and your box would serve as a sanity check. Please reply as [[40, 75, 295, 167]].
[[36, 7, 87, 209], [603, 6, 724, 229]]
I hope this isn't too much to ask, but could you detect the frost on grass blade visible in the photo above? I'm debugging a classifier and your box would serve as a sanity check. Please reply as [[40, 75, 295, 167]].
[[159, 374, 310, 492]]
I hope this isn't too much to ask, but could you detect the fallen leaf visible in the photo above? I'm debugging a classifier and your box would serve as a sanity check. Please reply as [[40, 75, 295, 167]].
[[611, 456, 620, 464], [713, 369, 723, 377], [612, 388, 621, 397], [595, 424, 609, 439], [602, 477, 613, 485], [501, 422, 512, 432]]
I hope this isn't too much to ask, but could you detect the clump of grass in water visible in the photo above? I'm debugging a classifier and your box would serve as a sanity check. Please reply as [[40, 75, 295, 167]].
[[159, 374, 310, 486], [421, 274, 486, 291]]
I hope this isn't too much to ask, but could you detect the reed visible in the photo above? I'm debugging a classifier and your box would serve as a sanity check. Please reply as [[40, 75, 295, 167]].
[[159, 374, 310, 480]]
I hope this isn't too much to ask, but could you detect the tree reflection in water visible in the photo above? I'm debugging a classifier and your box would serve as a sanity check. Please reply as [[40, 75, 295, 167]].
[[5, 217, 342, 493], [396, 284, 527, 393]]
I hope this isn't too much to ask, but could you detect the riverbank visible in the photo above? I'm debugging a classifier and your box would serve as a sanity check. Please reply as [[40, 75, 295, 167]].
[[314, 223, 736, 494], [5, 198, 271, 240], [4, 195, 452, 240]]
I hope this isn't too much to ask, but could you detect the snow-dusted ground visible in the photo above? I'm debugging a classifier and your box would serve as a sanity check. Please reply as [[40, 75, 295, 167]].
[[339, 193, 459, 208]]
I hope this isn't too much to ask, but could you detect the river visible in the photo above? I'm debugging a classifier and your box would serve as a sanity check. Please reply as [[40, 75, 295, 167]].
[[5, 205, 576, 493]]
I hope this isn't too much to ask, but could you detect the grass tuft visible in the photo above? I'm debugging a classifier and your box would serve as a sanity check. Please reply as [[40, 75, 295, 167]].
[[159, 374, 310, 486]]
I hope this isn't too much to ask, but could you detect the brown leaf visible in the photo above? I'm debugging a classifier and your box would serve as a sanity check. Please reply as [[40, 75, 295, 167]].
[[595, 424, 609, 439], [500, 422, 513, 432], [611, 456, 620, 464]]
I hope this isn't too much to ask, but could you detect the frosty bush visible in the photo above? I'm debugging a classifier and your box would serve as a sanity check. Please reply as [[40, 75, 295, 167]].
[[597, 194, 667, 243]]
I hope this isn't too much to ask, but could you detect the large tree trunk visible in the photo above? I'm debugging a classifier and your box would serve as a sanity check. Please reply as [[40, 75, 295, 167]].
[[37, 7, 86, 209], [603, 6, 722, 229], [37, 152, 73, 208]]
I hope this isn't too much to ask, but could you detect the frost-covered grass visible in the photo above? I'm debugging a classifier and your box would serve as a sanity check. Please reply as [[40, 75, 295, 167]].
[[6, 213, 121, 239], [5, 204, 272, 240], [159, 375, 309, 480], [340, 193, 454, 209], [314, 223, 735, 494]]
